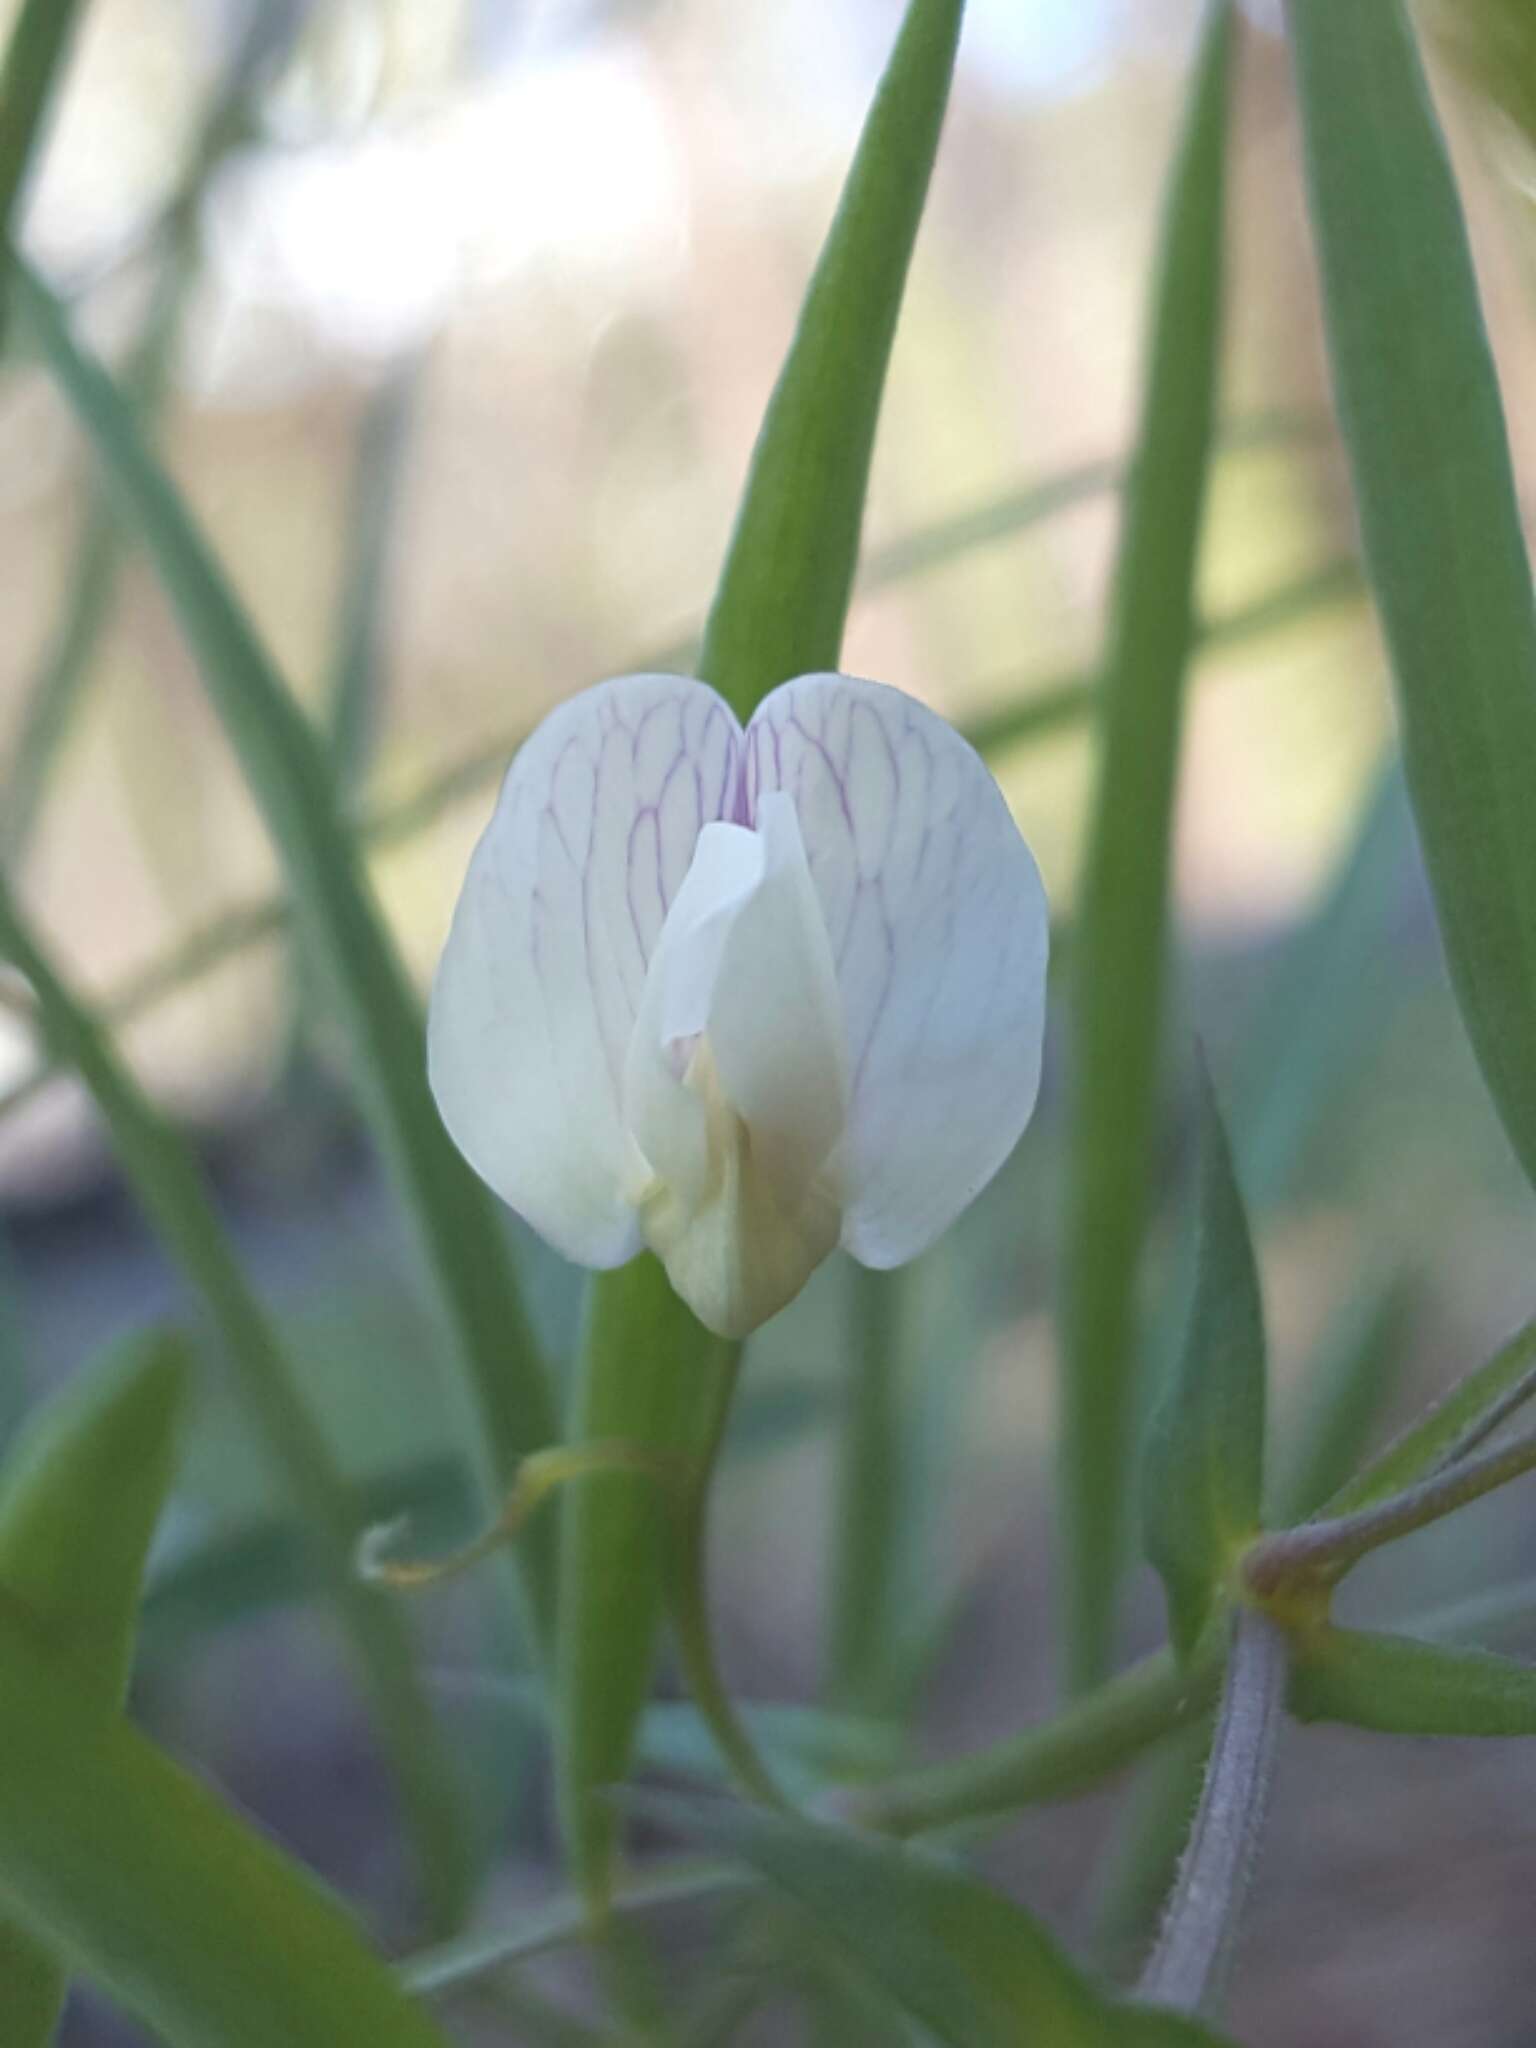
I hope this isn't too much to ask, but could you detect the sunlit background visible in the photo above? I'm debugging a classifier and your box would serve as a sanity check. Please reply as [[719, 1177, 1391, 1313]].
[[4, 1, 1536, 2041]]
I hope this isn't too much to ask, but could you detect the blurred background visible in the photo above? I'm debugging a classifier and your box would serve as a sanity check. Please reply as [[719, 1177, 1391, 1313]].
[[3, 0, 1536, 2041]]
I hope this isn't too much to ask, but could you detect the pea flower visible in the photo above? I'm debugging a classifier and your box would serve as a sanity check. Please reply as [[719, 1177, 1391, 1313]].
[[428, 671, 1048, 1339]]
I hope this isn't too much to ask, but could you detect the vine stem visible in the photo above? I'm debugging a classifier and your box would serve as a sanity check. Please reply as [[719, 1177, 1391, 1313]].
[[1137, 1608, 1287, 2016], [1245, 1416, 1536, 1598]]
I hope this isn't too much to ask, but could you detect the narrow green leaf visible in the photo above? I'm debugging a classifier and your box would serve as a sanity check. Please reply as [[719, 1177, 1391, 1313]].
[[1059, 0, 1234, 1693], [0, 877, 473, 1932], [3, 256, 187, 865], [1323, 1315, 1536, 1519], [963, 553, 1360, 763], [0, 1331, 187, 1683], [635, 1794, 1233, 2047], [0, 0, 87, 265], [399, 1860, 745, 1999], [0, 1331, 187, 2047], [1272, 1274, 1413, 1524], [0, 1607, 453, 2048], [1290, 1626, 1536, 1737], [860, 408, 1321, 590], [326, 361, 419, 794], [10, 259, 558, 1640], [1143, 1062, 1267, 1663], [1288, 0, 1536, 1192], [557, 1256, 735, 1904], [1230, 765, 1412, 1210], [697, 0, 964, 718], [2, 1, 305, 865], [0, 1225, 30, 1444]]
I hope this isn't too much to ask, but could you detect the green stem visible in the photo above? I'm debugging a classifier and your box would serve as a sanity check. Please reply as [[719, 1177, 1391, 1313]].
[[1246, 1416, 1536, 1597], [854, 1636, 1224, 1839], [666, 1345, 788, 1811], [825, 1264, 902, 1709]]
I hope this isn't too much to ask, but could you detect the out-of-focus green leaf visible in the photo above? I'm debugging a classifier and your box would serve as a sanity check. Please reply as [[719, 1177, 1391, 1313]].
[[1059, 0, 1233, 1694], [0, 0, 87, 270], [636, 1794, 1234, 2047], [1291, 1626, 1536, 1736], [432, 1663, 900, 1795], [696, 0, 963, 718], [1272, 1274, 1413, 1524], [326, 361, 420, 794], [1144, 1062, 1267, 1662], [963, 553, 1359, 762], [0, 1332, 187, 2047], [0, 877, 473, 1932], [1322, 1315, 1536, 1519], [1, 262, 185, 864], [860, 408, 1320, 590], [1229, 764, 1412, 1210], [400, 1860, 745, 1999], [0, 1607, 454, 2048], [0, 1227, 29, 1445], [1423, 0, 1536, 171], [1289, 0, 1536, 1194], [10, 259, 558, 1641], [0, 1332, 186, 1685], [557, 1257, 732, 1905], [2, 1, 307, 865]]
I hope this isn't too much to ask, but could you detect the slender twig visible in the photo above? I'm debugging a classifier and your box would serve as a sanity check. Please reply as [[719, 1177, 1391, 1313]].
[[1246, 1416, 1536, 1598], [1137, 1609, 1287, 2016]]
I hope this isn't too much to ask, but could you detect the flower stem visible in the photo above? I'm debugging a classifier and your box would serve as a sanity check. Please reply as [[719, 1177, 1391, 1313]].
[[1246, 1417, 1536, 1598], [666, 1344, 790, 1810], [1137, 1608, 1287, 2016]]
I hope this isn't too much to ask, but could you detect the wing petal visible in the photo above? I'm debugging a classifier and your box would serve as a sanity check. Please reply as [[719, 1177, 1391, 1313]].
[[428, 672, 742, 1267], [745, 672, 1049, 1267]]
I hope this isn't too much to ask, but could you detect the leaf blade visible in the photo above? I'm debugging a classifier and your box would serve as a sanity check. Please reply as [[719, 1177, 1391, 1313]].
[[9, 258, 559, 1640], [0, 1608, 454, 2048], [636, 1793, 1233, 2047], [1143, 1063, 1267, 1663], [0, 1332, 188, 2047], [1059, 0, 1235, 1691], [696, 0, 964, 718], [1291, 1626, 1536, 1738], [0, 877, 474, 1933], [1288, 0, 1536, 1191]]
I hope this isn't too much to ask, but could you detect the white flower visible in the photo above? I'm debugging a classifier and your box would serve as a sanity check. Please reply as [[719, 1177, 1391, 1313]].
[[428, 671, 1049, 1339]]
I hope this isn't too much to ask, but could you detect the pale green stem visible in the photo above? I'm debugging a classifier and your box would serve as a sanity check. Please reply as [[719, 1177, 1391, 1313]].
[[854, 1636, 1224, 1839], [666, 1344, 789, 1812]]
